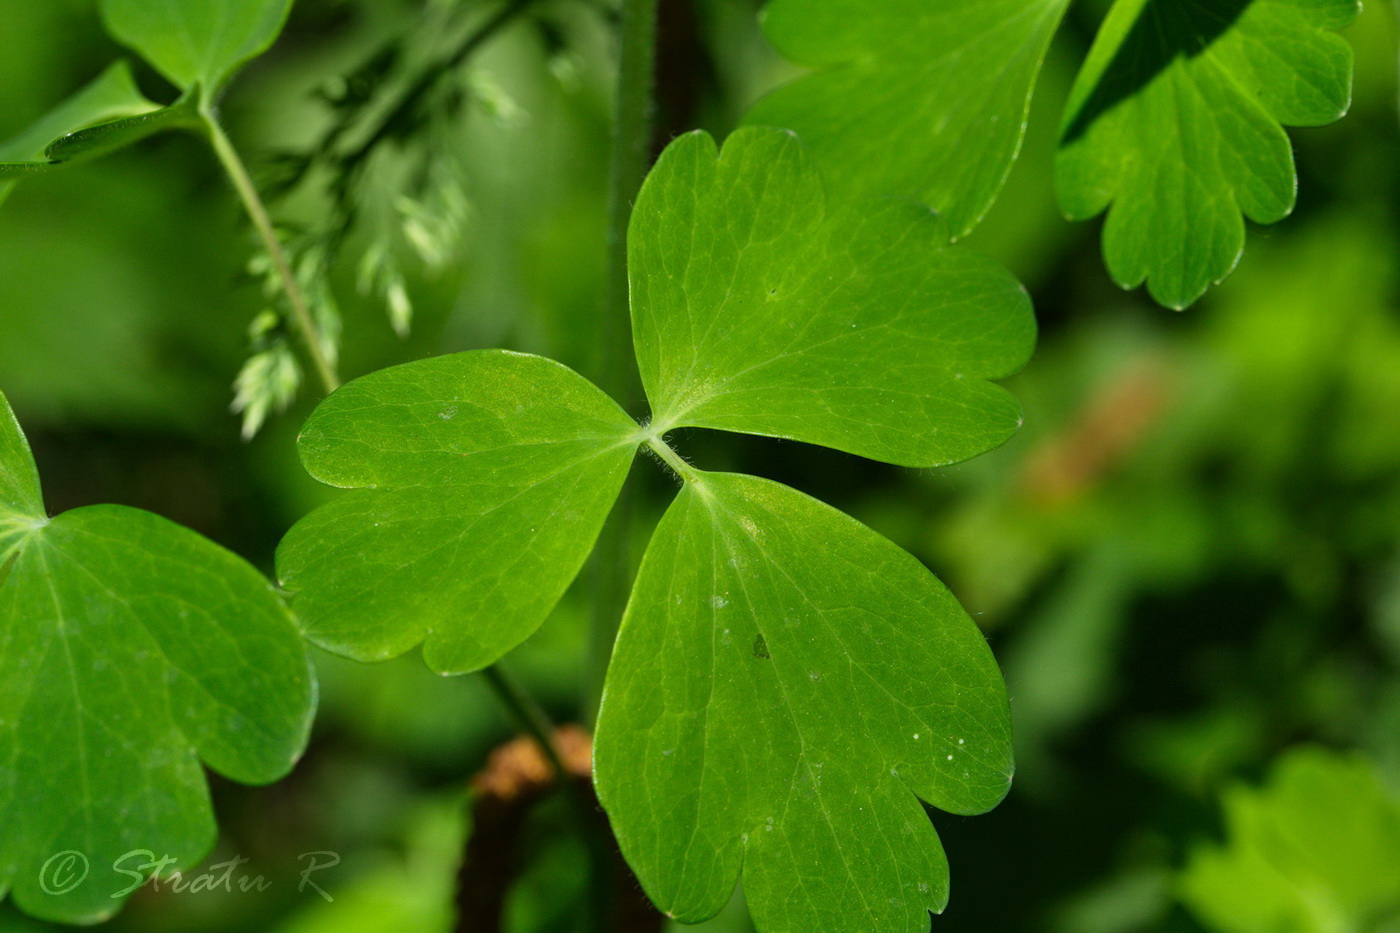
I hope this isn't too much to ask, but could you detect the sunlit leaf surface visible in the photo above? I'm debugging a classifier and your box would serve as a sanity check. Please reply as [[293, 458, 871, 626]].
[[596, 471, 1012, 932], [0, 392, 315, 924]]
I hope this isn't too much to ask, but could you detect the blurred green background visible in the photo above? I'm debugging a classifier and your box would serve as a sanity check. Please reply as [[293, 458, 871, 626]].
[[2, 0, 1399, 930]]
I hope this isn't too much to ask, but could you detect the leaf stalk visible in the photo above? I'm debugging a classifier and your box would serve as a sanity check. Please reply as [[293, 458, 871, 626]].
[[584, 0, 660, 722], [644, 433, 698, 484], [201, 108, 342, 396], [480, 663, 570, 781]]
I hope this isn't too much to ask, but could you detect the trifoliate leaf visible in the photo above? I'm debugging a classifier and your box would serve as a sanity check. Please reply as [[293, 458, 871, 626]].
[[595, 471, 1012, 932], [276, 351, 640, 674], [746, 0, 1070, 237], [1056, 0, 1359, 309], [632, 128, 1034, 468], [99, 0, 292, 94], [0, 391, 315, 924], [1180, 747, 1400, 933], [0, 61, 162, 204]]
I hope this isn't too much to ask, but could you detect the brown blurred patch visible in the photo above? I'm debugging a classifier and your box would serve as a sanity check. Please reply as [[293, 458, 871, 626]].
[[1021, 355, 1175, 506], [456, 725, 662, 933]]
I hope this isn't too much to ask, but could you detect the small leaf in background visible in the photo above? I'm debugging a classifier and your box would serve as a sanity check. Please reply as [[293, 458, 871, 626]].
[[631, 128, 1035, 468], [276, 350, 640, 674], [1056, 0, 1359, 309], [233, 236, 345, 441], [273, 796, 467, 933], [0, 391, 315, 924], [230, 312, 302, 440], [746, 0, 1069, 238], [0, 61, 160, 203], [595, 472, 1012, 933], [1180, 746, 1400, 933], [99, 0, 292, 94]]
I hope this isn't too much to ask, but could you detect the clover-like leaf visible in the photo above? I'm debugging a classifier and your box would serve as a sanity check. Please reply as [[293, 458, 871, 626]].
[[0, 61, 161, 204], [745, 0, 1069, 237], [276, 350, 641, 674], [100, 0, 292, 94], [595, 471, 1012, 932], [1056, 0, 1359, 309], [633, 128, 1035, 468], [0, 392, 315, 924], [1180, 747, 1400, 933]]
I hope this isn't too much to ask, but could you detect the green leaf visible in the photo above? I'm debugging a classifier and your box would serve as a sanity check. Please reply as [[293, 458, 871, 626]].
[[0, 392, 315, 924], [1180, 746, 1400, 933], [594, 471, 1012, 932], [1056, 0, 1359, 309], [0, 61, 161, 203], [42, 92, 200, 166], [632, 128, 1035, 468], [745, 0, 1069, 237], [0, 397, 43, 536], [99, 0, 293, 93], [276, 350, 640, 675]]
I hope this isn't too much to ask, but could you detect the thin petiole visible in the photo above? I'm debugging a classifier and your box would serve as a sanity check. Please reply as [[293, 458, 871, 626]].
[[583, 0, 660, 722], [201, 106, 341, 396], [479, 662, 572, 782], [644, 432, 699, 484]]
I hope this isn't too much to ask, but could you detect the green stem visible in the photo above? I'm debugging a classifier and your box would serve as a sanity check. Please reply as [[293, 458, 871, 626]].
[[585, 0, 661, 725], [481, 662, 610, 932], [597, 0, 659, 408], [645, 433, 699, 483], [480, 663, 570, 781], [202, 108, 341, 395]]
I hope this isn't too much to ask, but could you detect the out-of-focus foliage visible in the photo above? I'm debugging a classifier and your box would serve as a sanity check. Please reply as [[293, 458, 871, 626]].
[[746, 0, 1069, 238], [273, 796, 467, 933], [1180, 747, 1400, 933]]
